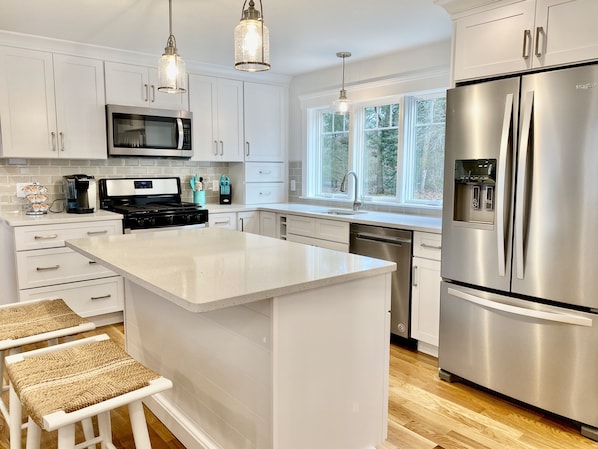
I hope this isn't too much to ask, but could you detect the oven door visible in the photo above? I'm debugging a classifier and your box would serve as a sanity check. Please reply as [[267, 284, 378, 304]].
[[125, 223, 207, 234], [107, 104, 192, 158]]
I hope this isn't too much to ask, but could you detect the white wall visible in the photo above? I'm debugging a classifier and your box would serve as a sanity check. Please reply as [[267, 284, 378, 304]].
[[288, 39, 452, 163]]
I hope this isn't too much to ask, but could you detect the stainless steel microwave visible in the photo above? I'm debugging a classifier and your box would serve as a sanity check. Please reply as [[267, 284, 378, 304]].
[[106, 104, 192, 158]]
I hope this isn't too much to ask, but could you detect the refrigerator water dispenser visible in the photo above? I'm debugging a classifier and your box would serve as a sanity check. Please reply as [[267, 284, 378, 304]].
[[453, 159, 496, 225]]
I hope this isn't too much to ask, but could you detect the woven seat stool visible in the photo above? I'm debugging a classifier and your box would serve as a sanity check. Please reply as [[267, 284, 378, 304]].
[[6, 333, 173, 449], [0, 298, 96, 447]]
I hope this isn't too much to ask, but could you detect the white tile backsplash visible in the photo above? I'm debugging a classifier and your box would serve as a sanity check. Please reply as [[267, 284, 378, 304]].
[[0, 158, 230, 213]]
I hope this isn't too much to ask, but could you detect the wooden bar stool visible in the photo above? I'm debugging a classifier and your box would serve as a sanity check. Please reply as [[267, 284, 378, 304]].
[[6, 333, 173, 449], [0, 298, 96, 446]]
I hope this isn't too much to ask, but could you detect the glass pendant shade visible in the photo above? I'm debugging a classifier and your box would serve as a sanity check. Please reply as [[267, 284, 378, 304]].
[[158, 0, 186, 93], [234, 0, 270, 72], [333, 51, 351, 114]]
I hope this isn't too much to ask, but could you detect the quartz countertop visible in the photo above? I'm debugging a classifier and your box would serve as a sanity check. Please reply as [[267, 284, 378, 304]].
[[0, 209, 123, 226], [66, 227, 396, 313], [207, 203, 442, 234]]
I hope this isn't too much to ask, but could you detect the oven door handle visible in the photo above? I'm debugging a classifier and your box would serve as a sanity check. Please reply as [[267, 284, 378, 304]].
[[177, 118, 184, 149], [448, 288, 592, 327]]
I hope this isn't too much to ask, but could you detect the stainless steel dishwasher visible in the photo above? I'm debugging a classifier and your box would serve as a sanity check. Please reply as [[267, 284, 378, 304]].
[[349, 223, 412, 339]]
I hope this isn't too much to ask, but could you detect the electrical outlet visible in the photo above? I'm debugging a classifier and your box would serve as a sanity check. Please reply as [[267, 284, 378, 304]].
[[16, 183, 30, 198], [212, 180, 219, 191], [290, 180, 296, 191]]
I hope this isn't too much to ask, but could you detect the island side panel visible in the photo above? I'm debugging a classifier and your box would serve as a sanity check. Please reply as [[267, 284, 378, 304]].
[[272, 273, 391, 449], [124, 280, 273, 449]]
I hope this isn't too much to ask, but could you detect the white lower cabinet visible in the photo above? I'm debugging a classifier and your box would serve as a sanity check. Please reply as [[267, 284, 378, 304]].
[[286, 215, 349, 252], [238, 211, 260, 234], [208, 210, 261, 234], [260, 212, 278, 238], [208, 212, 237, 230], [2, 217, 124, 325], [410, 232, 442, 357]]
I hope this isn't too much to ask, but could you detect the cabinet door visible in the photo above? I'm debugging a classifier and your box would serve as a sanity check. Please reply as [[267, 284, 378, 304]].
[[238, 211, 260, 234], [260, 212, 277, 238], [244, 82, 285, 161], [216, 78, 244, 162], [189, 74, 218, 161], [0, 46, 56, 157], [534, 0, 598, 67], [411, 256, 441, 348], [104, 61, 149, 107], [454, 1, 536, 81], [53, 54, 107, 159]]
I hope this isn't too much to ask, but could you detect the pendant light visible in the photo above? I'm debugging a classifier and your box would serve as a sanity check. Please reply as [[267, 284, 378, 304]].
[[158, 0, 186, 93], [333, 52, 351, 114], [234, 0, 270, 72]]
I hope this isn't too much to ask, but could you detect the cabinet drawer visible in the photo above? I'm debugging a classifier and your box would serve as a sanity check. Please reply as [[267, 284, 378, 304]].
[[245, 162, 285, 182], [14, 220, 122, 250], [245, 183, 285, 204], [315, 220, 349, 244], [209, 212, 237, 230], [16, 247, 116, 289], [19, 276, 124, 318], [413, 232, 442, 261], [287, 215, 316, 237], [287, 234, 349, 253]]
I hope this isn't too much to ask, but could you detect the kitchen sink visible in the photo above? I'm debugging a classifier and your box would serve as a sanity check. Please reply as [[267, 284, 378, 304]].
[[321, 209, 368, 216]]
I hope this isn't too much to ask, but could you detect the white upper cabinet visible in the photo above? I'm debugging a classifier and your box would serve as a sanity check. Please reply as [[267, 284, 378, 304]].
[[534, 0, 598, 67], [452, 0, 598, 81], [188, 74, 244, 162], [104, 61, 188, 110], [243, 82, 285, 162], [0, 47, 107, 159]]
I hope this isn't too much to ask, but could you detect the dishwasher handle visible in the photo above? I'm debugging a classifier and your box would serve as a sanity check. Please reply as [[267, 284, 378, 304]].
[[353, 232, 411, 246]]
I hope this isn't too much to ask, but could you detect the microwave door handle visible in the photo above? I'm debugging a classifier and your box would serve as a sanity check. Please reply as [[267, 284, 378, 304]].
[[176, 118, 184, 149], [515, 90, 534, 280], [496, 93, 513, 278]]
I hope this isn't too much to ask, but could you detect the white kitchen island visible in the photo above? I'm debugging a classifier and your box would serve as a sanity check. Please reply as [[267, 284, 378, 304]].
[[67, 227, 395, 449]]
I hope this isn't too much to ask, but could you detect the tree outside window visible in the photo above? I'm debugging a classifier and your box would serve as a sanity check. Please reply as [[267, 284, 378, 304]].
[[317, 112, 349, 195]]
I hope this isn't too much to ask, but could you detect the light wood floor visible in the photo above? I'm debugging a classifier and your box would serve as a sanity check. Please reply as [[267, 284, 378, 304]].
[[1, 324, 596, 449]]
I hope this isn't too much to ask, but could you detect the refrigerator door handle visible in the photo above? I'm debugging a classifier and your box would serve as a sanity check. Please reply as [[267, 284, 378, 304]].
[[515, 90, 534, 280], [448, 288, 593, 327], [496, 93, 513, 277]]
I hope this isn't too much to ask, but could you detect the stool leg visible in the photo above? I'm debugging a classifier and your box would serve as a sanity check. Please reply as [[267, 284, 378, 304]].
[[9, 384, 23, 449], [97, 411, 112, 448], [25, 417, 41, 449], [81, 417, 97, 449], [128, 400, 151, 448], [56, 423, 76, 449]]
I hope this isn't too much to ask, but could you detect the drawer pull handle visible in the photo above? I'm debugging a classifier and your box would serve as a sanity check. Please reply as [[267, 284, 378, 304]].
[[91, 294, 112, 301], [420, 243, 442, 250], [214, 219, 230, 224], [88, 260, 97, 265], [34, 234, 59, 240], [36, 265, 60, 271], [259, 170, 272, 175], [259, 191, 272, 196], [87, 230, 108, 236]]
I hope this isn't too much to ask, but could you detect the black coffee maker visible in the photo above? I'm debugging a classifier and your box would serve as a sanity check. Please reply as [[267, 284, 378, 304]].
[[64, 174, 97, 213]]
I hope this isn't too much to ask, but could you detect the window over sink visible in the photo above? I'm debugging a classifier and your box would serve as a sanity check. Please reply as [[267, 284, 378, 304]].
[[306, 89, 446, 209]]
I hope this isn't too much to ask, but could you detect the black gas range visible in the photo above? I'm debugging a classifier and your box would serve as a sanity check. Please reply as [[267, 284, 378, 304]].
[[99, 177, 208, 232]]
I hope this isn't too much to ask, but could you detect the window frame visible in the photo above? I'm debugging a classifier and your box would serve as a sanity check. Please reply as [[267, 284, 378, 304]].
[[305, 88, 446, 210]]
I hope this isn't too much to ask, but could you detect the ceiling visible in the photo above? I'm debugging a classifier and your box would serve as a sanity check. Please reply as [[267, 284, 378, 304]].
[[0, 0, 452, 77]]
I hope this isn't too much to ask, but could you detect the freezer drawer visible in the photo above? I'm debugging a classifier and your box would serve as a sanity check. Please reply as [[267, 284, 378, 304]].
[[439, 282, 598, 429]]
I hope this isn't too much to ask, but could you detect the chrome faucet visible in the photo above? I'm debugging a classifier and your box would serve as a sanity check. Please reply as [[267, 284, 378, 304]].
[[340, 171, 362, 211]]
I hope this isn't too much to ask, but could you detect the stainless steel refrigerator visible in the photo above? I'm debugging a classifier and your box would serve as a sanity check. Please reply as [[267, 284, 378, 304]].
[[439, 63, 598, 440]]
